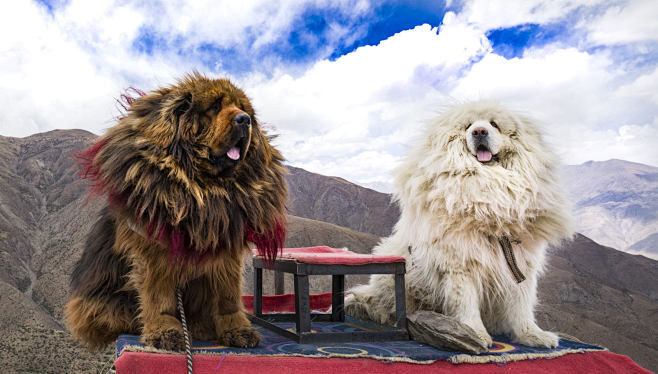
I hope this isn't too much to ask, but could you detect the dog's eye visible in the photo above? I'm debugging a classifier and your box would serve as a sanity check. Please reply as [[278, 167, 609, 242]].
[[490, 121, 499, 129], [466, 123, 472, 130], [208, 99, 222, 113]]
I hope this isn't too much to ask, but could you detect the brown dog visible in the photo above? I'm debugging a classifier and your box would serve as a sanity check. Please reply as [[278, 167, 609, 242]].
[[65, 73, 287, 350]]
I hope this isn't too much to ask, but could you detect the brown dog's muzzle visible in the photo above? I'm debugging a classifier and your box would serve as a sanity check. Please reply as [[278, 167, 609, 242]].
[[224, 112, 251, 161], [207, 112, 252, 177], [233, 113, 251, 133]]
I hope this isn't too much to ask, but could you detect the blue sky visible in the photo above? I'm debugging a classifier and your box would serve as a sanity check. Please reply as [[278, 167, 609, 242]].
[[127, 1, 449, 73], [1, 0, 657, 190]]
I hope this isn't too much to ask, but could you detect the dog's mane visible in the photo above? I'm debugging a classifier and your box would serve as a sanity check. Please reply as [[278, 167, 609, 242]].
[[77, 79, 287, 262]]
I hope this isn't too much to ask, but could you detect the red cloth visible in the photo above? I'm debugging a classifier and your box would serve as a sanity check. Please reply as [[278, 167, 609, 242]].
[[118, 293, 651, 373], [242, 293, 332, 313], [115, 350, 652, 374], [252, 246, 406, 265]]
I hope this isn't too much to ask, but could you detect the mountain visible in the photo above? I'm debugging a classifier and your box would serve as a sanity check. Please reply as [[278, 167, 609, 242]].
[[549, 234, 658, 302], [286, 165, 399, 237], [0, 129, 96, 326], [562, 160, 658, 258], [629, 233, 658, 259], [0, 130, 656, 372], [0, 130, 115, 373], [539, 235, 657, 369]]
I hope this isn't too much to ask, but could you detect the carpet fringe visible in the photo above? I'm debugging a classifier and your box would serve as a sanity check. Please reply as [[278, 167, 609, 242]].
[[448, 348, 608, 364], [118, 344, 607, 365]]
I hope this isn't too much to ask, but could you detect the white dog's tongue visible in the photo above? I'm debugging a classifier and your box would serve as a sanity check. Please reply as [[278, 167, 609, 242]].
[[477, 149, 492, 162], [227, 147, 240, 160]]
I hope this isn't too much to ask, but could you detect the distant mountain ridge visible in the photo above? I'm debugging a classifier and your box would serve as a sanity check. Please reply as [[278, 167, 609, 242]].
[[286, 165, 399, 237], [0, 130, 655, 372], [562, 159, 658, 259], [630, 233, 658, 258]]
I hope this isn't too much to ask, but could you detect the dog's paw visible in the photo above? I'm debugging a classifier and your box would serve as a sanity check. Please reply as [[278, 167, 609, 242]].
[[344, 293, 391, 325], [343, 294, 364, 317], [143, 329, 185, 351], [458, 319, 492, 348], [513, 328, 559, 348], [218, 326, 261, 348], [471, 327, 493, 347]]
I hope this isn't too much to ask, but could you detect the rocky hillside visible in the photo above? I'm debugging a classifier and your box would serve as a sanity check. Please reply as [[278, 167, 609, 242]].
[[286, 165, 399, 237], [0, 130, 656, 372], [0, 130, 114, 374], [540, 235, 657, 369]]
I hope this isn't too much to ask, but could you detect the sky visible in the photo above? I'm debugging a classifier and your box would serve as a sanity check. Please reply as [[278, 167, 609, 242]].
[[1, 0, 657, 191]]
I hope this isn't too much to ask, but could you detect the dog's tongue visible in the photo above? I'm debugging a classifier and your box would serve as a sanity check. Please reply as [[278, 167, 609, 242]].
[[477, 149, 492, 162], [227, 147, 240, 160]]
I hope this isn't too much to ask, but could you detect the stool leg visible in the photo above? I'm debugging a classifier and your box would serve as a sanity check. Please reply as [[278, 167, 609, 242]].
[[274, 270, 285, 295], [331, 274, 345, 322], [254, 267, 263, 317], [394, 272, 407, 329], [294, 274, 311, 336]]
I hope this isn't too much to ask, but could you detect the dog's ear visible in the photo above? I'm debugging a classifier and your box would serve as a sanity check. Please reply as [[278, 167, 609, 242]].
[[171, 92, 189, 114], [170, 92, 193, 136], [168, 92, 196, 173]]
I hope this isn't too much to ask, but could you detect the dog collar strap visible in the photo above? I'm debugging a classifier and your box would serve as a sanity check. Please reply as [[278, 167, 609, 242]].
[[499, 236, 526, 283]]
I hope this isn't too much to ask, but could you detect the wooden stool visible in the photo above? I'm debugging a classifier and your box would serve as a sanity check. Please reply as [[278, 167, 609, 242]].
[[249, 246, 409, 344]]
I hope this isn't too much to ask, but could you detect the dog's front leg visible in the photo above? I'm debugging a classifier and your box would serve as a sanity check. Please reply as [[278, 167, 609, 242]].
[[504, 275, 559, 348], [208, 257, 260, 348], [132, 260, 185, 350], [441, 271, 493, 347]]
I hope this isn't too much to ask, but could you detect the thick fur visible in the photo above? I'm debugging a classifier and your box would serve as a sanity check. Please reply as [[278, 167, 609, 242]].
[[345, 100, 573, 348], [65, 73, 287, 350]]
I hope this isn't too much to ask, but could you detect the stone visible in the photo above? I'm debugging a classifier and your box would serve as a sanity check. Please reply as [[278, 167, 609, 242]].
[[407, 310, 489, 354]]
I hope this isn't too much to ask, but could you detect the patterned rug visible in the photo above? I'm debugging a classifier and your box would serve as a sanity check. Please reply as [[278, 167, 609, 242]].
[[116, 317, 605, 365]]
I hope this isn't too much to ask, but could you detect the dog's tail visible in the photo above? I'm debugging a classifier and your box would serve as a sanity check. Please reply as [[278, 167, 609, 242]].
[[65, 207, 139, 349]]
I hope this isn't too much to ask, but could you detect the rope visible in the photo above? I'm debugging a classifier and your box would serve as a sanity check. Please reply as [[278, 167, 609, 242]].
[[176, 287, 193, 374], [126, 222, 193, 373], [499, 236, 526, 283]]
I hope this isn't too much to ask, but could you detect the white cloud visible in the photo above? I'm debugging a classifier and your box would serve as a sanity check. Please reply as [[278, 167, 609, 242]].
[[293, 150, 402, 184], [0, 1, 318, 137], [0, 1, 118, 137], [0, 0, 656, 192], [245, 21, 490, 184], [613, 65, 658, 106], [560, 119, 658, 166], [458, 0, 605, 30], [0, 0, 193, 137], [583, 0, 658, 45], [134, 0, 370, 49], [250, 8, 657, 187], [450, 46, 658, 166], [0, 0, 372, 138]]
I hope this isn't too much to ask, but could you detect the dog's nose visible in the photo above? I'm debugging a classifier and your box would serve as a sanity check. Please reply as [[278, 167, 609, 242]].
[[233, 113, 251, 129], [471, 127, 488, 139]]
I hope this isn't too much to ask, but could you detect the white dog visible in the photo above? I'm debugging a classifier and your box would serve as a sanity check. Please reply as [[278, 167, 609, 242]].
[[345, 100, 573, 348]]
